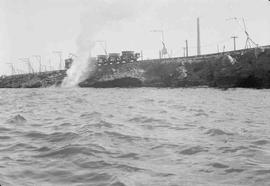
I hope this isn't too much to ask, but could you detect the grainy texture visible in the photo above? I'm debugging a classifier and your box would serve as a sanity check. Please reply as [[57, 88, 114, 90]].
[[1, 47, 270, 88], [0, 88, 270, 186]]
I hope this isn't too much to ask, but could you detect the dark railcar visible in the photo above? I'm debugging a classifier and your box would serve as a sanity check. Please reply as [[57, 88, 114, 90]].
[[97, 55, 108, 66], [65, 58, 73, 69], [108, 53, 121, 64]]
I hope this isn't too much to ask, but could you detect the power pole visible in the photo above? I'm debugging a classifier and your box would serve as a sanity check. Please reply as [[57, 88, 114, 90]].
[[185, 40, 189, 57], [242, 18, 258, 48], [227, 17, 258, 49], [231, 36, 238, 51], [53, 51, 63, 70], [197, 17, 201, 55], [19, 58, 33, 74], [183, 47, 186, 57], [6, 63, 16, 75], [33, 55, 42, 73]]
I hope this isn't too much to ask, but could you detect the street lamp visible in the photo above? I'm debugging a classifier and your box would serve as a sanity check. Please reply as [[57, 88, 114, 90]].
[[151, 29, 165, 43], [151, 29, 167, 58]]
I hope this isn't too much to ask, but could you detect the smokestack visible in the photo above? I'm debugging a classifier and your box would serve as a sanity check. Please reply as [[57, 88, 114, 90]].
[[197, 17, 201, 55], [185, 40, 188, 57]]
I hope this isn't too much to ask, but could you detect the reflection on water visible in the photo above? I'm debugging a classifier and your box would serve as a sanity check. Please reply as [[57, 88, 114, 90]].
[[0, 88, 270, 186]]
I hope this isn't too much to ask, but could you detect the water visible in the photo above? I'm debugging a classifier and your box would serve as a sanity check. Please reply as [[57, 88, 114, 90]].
[[0, 88, 270, 186]]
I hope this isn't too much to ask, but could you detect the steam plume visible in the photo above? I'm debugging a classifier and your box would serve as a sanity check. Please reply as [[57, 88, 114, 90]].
[[62, 0, 147, 87]]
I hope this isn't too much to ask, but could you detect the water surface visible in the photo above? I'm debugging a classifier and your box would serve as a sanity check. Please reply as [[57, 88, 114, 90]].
[[0, 88, 270, 186]]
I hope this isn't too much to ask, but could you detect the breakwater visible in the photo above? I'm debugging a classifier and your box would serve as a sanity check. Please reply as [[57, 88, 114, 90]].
[[1, 46, 270, 88], [0, 70, 65, 88]]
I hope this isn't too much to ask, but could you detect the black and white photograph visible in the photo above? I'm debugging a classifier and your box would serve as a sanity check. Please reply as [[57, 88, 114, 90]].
[[0, 0, 270, 185]]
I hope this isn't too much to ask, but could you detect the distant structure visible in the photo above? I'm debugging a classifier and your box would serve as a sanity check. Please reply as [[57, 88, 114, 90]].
[[231, 36, 238, 51], [53, 51, 63, 70], [6, 63, 16, 75], [185, 40, 189, 57], [242, 18, 258, 49], [227, 17, 258, 49], [197, 17, 201, 56]]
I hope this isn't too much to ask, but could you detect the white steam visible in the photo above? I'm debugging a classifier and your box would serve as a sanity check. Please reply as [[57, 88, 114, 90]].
[[62, 0, 149, 87]]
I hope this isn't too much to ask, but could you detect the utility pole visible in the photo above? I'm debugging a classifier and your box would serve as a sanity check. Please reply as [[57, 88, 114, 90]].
[[33, 55, 42, 73], [197, 17, 201, 55], [140, 50, 143, 60], [19, 58, 33, 74], [242, 18, 258, 48], [231, 36, 238, 51], [226, 17, 258, 49], [183, 47, 186, 57], [53, 51, 62, 70], [6, 63, 16, 75], [42, 65, 47, 72], [185, 40, 189, 57], [48, 59, 54, 71]]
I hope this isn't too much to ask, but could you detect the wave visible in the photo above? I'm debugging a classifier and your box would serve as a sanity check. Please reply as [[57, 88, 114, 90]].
[[218, 146, 248, 153], [251, 139, 269, 146], [6, 114, 27, 124], [92, 120, 114, 129], [0, 127, 11, 132], [35, 143, 111, 158], [74, 160, 113, 169], [128, 116, 170, 125], [208, 162, 229, 169], [25, 131, 79, 142], [80, 111, 102, 119], [225, 168, 245, 173], [116, 153, 139, 160], [179, 146, 208, 155], [35, 145, 96, 158], [105, 131, 141, 142], [204, 128, 234, 136]]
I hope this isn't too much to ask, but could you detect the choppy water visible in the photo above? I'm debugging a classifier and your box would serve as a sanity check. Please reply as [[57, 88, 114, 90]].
[[0, 88, 270, 186]]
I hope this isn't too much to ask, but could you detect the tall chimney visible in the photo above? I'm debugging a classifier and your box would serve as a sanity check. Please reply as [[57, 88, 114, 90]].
[[197, 17, 201, 55]]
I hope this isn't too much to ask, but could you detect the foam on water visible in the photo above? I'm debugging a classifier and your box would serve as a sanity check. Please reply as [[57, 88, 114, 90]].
[[0, 88, 270, 186]]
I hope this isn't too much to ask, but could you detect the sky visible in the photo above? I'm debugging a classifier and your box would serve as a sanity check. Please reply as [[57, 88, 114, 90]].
[[0, 0, 269, 75]]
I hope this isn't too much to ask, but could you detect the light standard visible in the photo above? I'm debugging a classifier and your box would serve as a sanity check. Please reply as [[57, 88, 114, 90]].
[[151, 29, 167, 58], [151, 29, 165, 43]]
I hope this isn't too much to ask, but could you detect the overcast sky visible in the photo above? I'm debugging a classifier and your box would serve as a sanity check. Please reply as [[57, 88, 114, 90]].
[[0, 0, 269, 75]]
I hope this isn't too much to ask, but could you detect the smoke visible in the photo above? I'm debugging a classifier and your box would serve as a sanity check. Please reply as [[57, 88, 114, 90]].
[[61, 0, 150, 87]]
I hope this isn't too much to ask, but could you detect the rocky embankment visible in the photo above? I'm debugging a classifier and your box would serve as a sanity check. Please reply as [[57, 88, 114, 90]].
[[1, 46, 270, 88], [81, 46, 270, 88], [0, 70, 65, 88]]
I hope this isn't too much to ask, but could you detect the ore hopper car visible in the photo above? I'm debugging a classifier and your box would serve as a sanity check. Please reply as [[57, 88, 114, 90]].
[[65, 58, 73, 69], [96, 51, 140, 66]]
